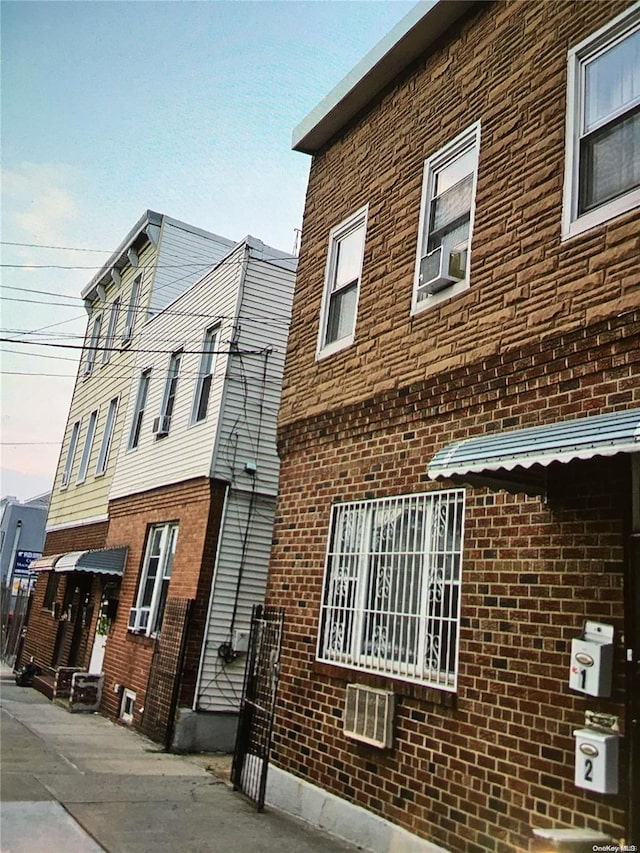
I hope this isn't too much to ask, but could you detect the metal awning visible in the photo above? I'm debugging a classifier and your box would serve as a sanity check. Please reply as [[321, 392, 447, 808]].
[[53, 547, 128, 576], [29, 554, 64, 572], [428, 408, 640, 496]]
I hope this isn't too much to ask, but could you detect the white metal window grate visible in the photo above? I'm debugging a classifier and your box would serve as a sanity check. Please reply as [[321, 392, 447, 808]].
[[344, 684, 395, 748], [318, 490, 464, 690]]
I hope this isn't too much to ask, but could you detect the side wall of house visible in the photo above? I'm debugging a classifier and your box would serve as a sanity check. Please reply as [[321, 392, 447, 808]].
[[99, 478, 224, 736], [45, 239, 158, 531], [268, 314, 637, 852], [108, 245, 243, 501], [196, 488, 278, 713], [268, 1, 639, 849], [211, 253, 296, 497]]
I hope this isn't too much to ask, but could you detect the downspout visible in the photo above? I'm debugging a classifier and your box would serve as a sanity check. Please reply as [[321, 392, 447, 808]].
[[6, 520, 22, 593]]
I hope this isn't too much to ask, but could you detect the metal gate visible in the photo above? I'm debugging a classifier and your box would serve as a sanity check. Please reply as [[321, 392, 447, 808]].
[[141, 597, 193, 749], [231, 604, 284, 810]]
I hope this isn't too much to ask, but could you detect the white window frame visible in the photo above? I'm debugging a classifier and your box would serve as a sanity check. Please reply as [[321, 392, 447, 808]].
[[95, 397, 118, 475], [156, 350, 182, 437], [128, 369, 151, 450], [84, 314, 102, 376], [316, 204, 368, 360], [412, 122, 480, 315], [129, 522, 178, 637], [317, 489, 465, 691], [102, 297, 120, 365], [120, 688, 136, 724], [122, 274, 141, 343], [562, 3, 640, 239], [191, 326, 218, 424], [60, 420, 80, 488], [76, 410, 98, 483]]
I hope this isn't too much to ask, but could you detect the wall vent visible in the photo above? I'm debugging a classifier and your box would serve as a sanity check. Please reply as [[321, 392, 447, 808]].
[[344, 683, 395, 748]]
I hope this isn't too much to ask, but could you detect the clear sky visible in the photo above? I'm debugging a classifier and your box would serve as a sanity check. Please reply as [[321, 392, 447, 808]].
[[1, 0, 415, 500]]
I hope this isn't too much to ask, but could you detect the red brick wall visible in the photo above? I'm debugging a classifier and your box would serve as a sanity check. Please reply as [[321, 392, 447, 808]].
[[22, 521, 108, 669], [267, 315, 635, 849], [99, 478, 225, 734]]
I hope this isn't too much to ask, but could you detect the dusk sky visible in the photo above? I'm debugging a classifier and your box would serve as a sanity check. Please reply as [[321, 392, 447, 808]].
[[1, 0, 416, 500]]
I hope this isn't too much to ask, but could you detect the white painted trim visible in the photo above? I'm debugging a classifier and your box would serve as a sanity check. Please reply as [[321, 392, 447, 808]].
[[561, 2, 640, 240], [411, 121, 480, 316], [266, 765, 450, 853], [316, 204, 368, 361], [45, 513, 109, 533]]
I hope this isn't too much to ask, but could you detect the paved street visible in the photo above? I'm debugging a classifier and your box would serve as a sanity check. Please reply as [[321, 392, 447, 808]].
[[0, 665, 358, 852]]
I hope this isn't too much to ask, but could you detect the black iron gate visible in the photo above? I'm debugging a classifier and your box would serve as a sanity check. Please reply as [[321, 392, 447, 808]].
[[231, 604, 284, 810]]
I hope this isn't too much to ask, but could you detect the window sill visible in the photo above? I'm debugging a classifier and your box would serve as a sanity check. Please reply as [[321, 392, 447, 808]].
[[562, 187, 640, 241], [411, 278, 470, 316], [311, 660, 457, 707], [316, 336, 354, 361]]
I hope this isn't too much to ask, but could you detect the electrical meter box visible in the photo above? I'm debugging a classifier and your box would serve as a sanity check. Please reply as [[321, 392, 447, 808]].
[[573, 728, 619, 794], [569, 621, 614, 697]]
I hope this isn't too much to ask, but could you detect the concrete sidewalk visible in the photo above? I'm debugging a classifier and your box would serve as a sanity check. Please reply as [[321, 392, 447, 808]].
[[0, 664, 358, 852]]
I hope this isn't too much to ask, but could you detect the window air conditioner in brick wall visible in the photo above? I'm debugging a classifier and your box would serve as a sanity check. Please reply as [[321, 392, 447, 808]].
[[152, 415, 171, 436], [128, 607, 150, 633], [344, 683, 395, 749], [419, 243, 466, 295]]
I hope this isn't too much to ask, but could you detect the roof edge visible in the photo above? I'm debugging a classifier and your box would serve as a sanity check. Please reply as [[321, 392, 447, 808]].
[[292, 0, 476, 154]]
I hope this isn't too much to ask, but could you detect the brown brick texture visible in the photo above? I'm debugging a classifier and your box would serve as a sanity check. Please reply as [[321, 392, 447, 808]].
[[266, 0, 640, 850], [280, 0, 638, 427], [99, 477, 225, 739]]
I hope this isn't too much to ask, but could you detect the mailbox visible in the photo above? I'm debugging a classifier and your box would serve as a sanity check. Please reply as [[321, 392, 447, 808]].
[[569, 621, 614, 697], [573, 728, 619, 794]]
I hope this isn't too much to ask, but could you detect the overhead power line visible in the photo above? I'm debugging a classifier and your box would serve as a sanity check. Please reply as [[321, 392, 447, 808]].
[[1, 240, 112, 252], [0, 336, 277, 357]]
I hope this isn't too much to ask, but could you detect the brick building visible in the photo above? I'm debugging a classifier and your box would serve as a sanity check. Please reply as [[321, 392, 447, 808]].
[[263, 2, 640, 852], [24, 216, 296, 750]]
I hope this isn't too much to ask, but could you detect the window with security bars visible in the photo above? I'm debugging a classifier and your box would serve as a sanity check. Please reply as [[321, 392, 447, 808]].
[[317, 490, 464, 690]]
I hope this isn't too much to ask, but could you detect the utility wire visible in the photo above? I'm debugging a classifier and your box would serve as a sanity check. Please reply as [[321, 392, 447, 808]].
[[0, 336, 276, 356], [1, 240, 112, 252]]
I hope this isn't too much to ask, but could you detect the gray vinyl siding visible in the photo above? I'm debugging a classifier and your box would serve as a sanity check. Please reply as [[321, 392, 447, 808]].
[[196, 488, 277, 713], [210, 252, 295, 497], [148, 219, 235, 318]]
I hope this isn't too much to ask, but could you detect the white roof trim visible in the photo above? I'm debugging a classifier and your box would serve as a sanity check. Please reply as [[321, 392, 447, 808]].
[[292, 0, 475, 154]]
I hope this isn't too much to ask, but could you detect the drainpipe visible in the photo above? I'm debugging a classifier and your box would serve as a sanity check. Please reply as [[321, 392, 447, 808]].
[[6, 519, 22, 593]]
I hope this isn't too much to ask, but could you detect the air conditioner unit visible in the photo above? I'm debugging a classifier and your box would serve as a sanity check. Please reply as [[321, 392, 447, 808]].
[[127, 607, 150, 633], [418, 243, 466, 295], [152, 415, 171, 436], [344, 683, 395, 748]]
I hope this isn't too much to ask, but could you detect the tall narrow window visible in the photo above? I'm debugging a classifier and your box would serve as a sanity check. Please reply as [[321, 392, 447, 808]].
[[84, 314, 102, 376], [413, 123, 480, 312], [154, 351, 182, 437], [317, 205, 368, 359], [192, 327, 218, 423], [61, 421, 80, 487], [95, 397, 118, 475], [128, 369, 151, 450], [563, 5, 640, 236], [102, 298, 120, 364], [122, 275, 141, 343], [77, 410, 98, 483], [128, 522, 178, 635], [318, 490, 465, 690]]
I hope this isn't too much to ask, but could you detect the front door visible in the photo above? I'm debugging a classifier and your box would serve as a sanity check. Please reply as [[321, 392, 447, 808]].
[[54, 575, 93, 668]]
